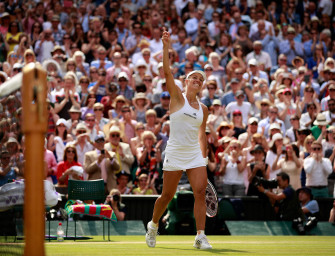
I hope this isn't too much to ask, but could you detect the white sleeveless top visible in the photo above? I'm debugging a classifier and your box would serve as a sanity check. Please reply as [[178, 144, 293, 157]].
[[163, 93, 206, 171]]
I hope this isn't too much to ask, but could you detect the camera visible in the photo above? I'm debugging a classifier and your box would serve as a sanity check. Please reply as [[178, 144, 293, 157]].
[[292, 217, 305, 235], [253, 176, 278, 189], [281, 146, 286, 154], [304, 216, 318, 232], [112, 194, 120, 202], [101, 149, 105, 154]]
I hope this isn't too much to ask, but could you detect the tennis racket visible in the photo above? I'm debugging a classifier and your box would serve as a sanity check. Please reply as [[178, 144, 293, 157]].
[[205, 179, 218, 217]]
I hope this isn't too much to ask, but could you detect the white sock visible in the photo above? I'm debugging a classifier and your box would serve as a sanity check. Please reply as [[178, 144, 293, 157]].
[[197, 230, 205, 236], [150, 221, 158, 228]]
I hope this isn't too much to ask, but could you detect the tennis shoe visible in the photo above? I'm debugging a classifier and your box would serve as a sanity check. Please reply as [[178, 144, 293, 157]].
[[193, 234, 212, 250], [146, 221, 158, 248]]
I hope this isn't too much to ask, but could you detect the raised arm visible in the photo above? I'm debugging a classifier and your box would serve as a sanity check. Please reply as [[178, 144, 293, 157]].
[[162, 28, 183, 105]]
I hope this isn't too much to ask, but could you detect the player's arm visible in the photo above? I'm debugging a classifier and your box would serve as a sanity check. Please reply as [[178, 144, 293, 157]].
[[199, 103, 209, 158], [162, 28, 183, 108]]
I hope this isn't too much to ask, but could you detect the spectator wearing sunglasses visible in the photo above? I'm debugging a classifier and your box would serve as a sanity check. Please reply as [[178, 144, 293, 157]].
[[104, 126, 134, 176], [303, 141, 332, 198]]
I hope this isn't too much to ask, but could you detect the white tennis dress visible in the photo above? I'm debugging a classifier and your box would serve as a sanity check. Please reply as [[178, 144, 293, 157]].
[[163, 93, 206, 171]]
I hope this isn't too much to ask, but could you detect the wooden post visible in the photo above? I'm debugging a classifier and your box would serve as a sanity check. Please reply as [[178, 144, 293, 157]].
[[22, 63, 47, 256]]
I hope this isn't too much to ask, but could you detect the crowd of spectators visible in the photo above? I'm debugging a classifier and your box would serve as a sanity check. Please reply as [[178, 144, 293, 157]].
[[1, 0, 335, 220]]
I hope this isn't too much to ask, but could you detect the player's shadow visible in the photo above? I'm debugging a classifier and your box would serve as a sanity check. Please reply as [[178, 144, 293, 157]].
[[158, 247, 248, 254]]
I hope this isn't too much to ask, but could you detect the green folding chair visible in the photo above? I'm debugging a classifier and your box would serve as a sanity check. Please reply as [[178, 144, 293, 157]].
[[65, 179, 110, 240]]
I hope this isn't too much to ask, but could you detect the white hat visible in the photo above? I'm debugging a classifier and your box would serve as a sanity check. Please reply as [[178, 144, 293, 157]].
[[269, 123, 281, 131], [248, 59, 258, 66], [109, 125, 121, 135], [157, 62, 163, 69], [313, 113, 329, 126], [56, 118, 68, 128], [186, 70, 207, 81], [118, 72, 129, 81], [248, 117, 259, 125], [269, 133, 283, 147]]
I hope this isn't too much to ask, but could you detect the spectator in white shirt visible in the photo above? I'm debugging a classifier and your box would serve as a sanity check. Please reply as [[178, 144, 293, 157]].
[[303, 141, 333, 198]]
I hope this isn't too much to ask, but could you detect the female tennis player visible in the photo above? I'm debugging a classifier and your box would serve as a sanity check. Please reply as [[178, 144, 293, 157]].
[[145, 28, 212, 250]]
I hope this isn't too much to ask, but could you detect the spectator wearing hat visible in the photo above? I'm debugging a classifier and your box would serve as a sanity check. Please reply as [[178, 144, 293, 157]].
[[311, 113, 329, 139], [133, 59, 148, 87], [0, 149, 20, 186], [66, 123, 94, 166], [279, 26, 304, 65], [207, 99, 227, 131], [246, 41, 272, 72], [132, 92, 151, 123], [321, 83, 335, 111], [247, 144, 270, 196], [48, 118, 72, 162], [106, 52, 131, 84], [298, 187, 319, 220], [66, 105, 83, 136], [231, 109, 246, 139], [266, 132, 285, 180], [109, 94, 126, 120], [304, 141, 332, 198], [254, 98, 272, 120], [104, 126, 134, 176], [50, 15, 65, 45], [238, 117, 259, 148], [34, 28, 55, 63], [154, 92, 170, 124], [225, 90, 251, 125], [5, 137, 23, 168], [242, 58, 269, 84], [221, 78, 241, 106], [84, 134, 120, 194], [117, 71, 134, 102]]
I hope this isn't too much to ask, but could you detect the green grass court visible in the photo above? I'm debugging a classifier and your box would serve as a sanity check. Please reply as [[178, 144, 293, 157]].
[[42, 236, 335, 256]]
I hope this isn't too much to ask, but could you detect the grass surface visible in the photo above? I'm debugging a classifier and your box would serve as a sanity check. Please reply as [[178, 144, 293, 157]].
[[43, 235, 335, 256]]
